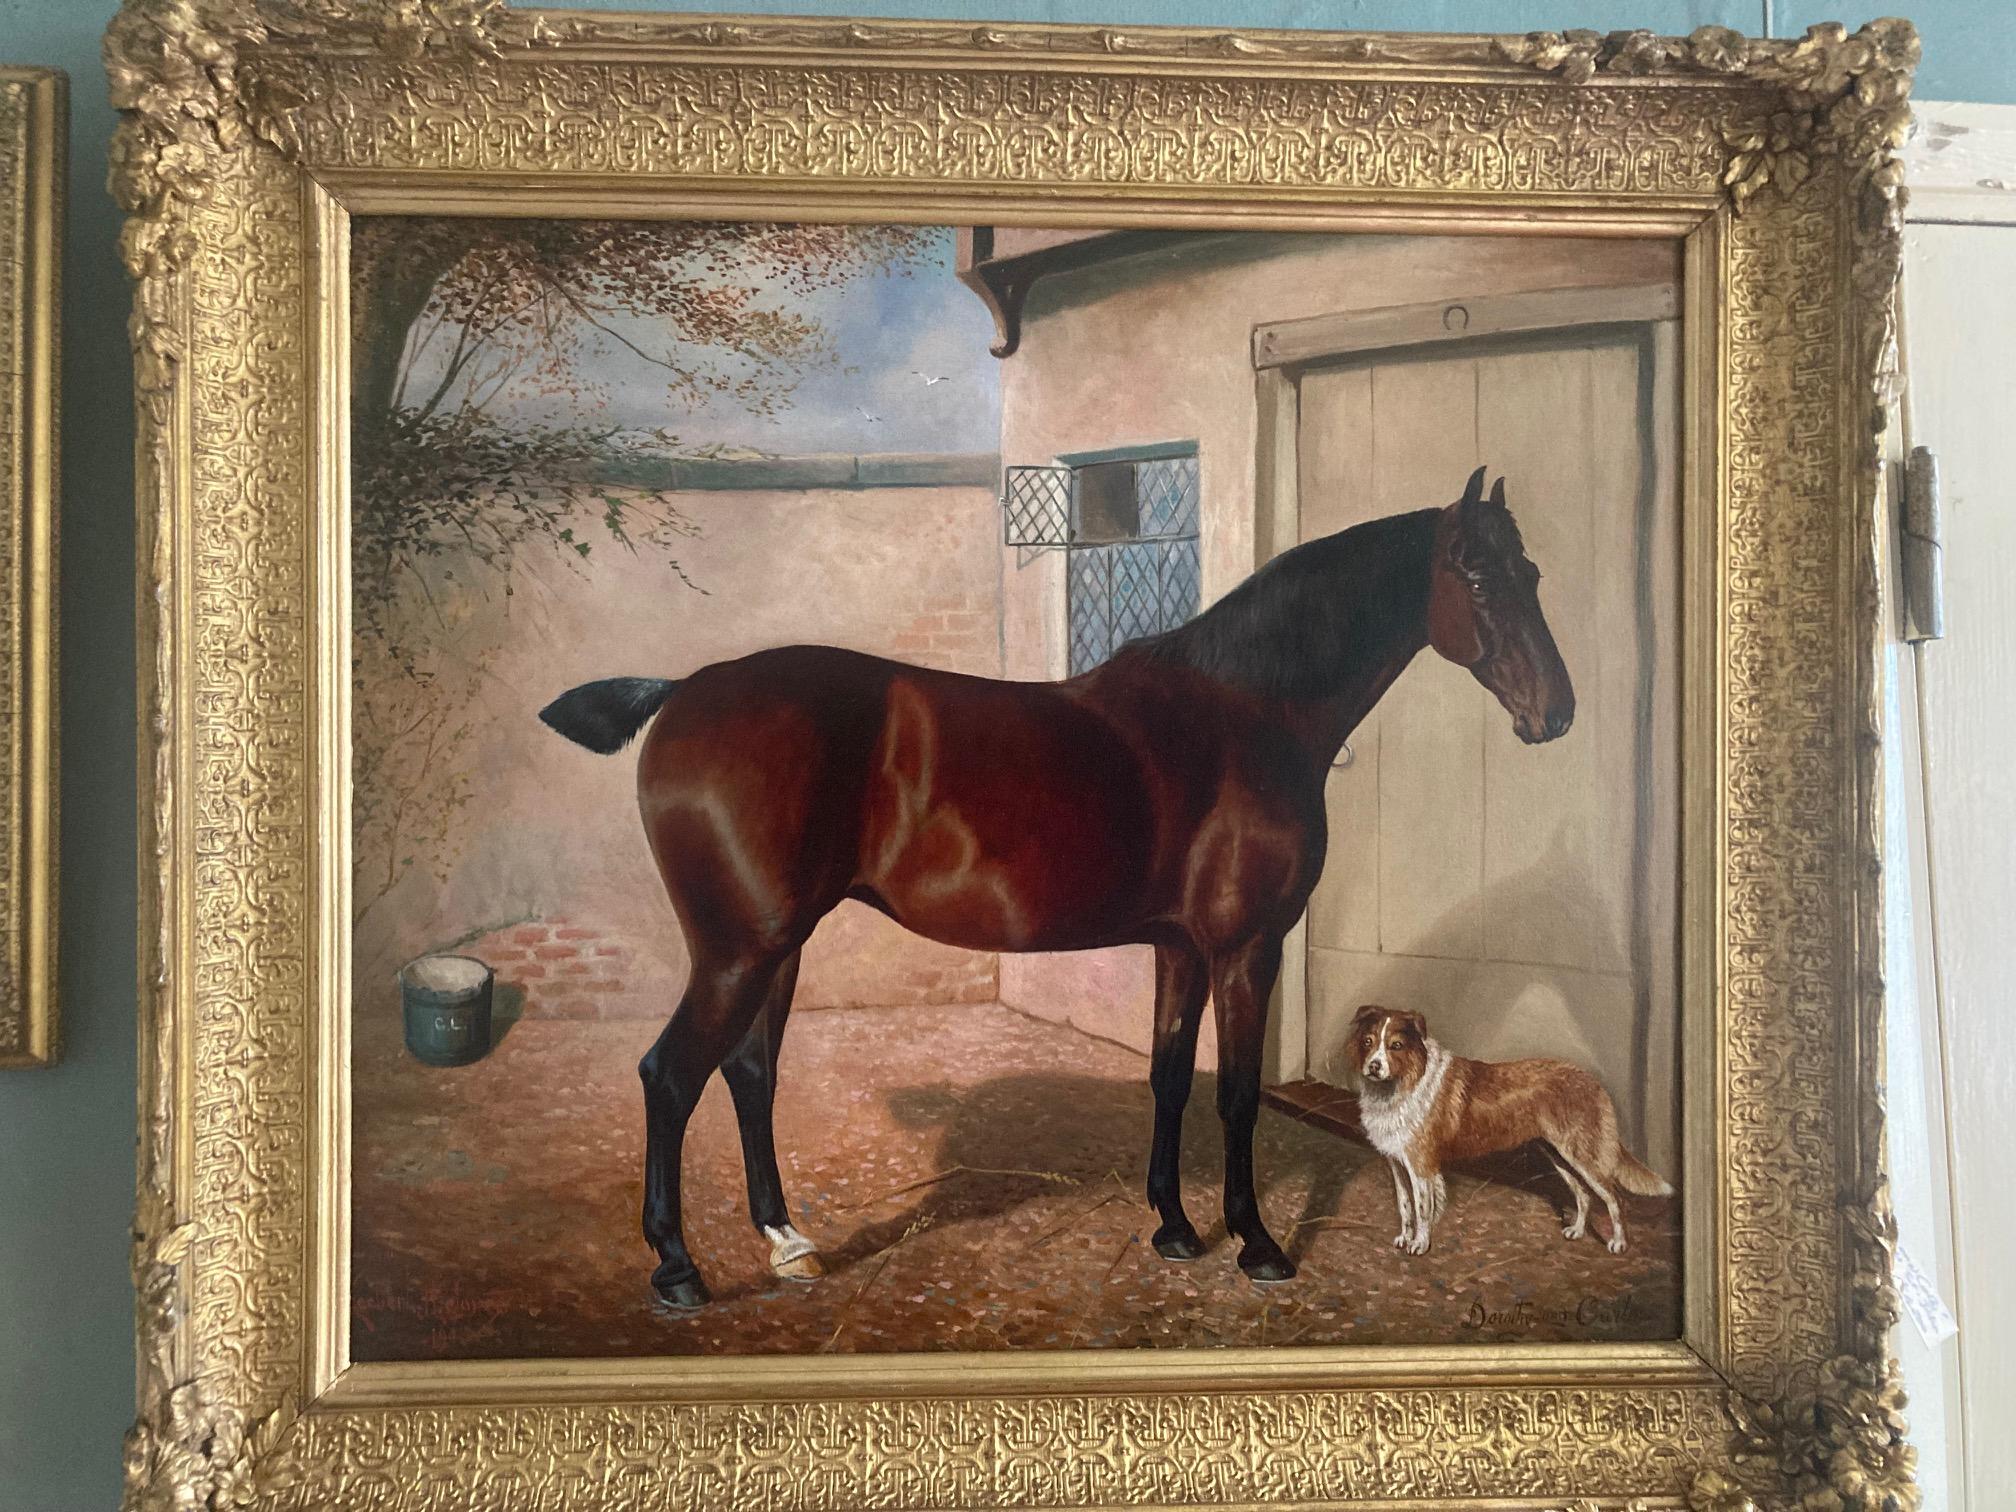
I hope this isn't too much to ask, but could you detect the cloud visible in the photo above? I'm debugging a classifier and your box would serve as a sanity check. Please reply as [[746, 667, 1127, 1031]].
[[483, 226, 1001, 457]]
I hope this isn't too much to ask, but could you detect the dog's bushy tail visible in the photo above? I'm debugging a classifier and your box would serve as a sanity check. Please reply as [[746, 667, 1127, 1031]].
[[1613, 1149, 1674, 1198], [538, 677, 681, 754]]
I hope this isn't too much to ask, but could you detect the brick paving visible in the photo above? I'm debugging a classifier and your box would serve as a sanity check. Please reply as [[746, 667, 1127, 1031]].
[[352, 1001, 1680, 1360]]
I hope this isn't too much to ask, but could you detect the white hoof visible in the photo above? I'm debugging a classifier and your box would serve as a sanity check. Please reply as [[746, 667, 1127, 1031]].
[[1404, 1233, 1431, 1256], [764, 1224, 824, 1282]]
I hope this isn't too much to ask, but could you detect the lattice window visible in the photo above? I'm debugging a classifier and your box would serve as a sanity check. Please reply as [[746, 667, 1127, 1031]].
[[1003, 471, 1080, 552], [1109, 542, 1164, 647], [1049, 445, 1201, 676], [1066, 549, 1113, 673], [1136, 454, 1200, 538], [1065, 539, 1201, 674], [1157, 536, 1201, 630], [1001, 444, 1201, 675], [1003, 465, 1072, 547]]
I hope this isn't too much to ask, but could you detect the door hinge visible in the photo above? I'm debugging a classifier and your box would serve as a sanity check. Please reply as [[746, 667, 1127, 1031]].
[[1902, 445, 1945, 643]]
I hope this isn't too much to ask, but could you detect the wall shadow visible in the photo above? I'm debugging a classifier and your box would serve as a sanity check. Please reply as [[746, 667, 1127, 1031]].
[[1307, 834, 1668, 1158]]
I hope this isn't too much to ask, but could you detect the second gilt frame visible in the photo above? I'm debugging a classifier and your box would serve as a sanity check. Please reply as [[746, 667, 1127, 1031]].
[[0, 65, 60, 1069], [110, 4, 1919, 1509]]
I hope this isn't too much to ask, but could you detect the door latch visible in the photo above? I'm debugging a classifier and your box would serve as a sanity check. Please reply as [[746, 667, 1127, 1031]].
[[1902, 445, 1945, 643]]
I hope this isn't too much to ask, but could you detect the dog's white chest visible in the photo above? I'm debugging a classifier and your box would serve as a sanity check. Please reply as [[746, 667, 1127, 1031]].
[[1358, 1087, 1427, 1159], [1358, 1044, 1450, 1160]]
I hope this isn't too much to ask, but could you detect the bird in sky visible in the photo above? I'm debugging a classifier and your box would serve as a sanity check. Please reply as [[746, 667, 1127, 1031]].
[[913, 371, 949, 386], [856, 405, 883, 423]]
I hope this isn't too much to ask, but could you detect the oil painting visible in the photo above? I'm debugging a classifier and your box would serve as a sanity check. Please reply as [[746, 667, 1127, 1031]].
[[349, 217, 1685, 1361]]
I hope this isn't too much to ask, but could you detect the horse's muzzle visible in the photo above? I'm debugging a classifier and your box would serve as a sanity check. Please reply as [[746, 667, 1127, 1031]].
[[1515, 703, 1575, 744]]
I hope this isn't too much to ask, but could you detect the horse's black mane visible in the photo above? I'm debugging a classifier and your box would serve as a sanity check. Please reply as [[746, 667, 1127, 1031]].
[[1126, 507, 1442, 701]]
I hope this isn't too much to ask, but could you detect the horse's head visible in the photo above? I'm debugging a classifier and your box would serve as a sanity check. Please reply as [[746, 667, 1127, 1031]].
[[1427, 466, 1575, 745]]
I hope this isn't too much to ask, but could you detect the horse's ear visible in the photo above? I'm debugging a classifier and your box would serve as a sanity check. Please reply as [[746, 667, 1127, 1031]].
[[1461, 465, 1486, 505], [1488, 476, 1507, 508]]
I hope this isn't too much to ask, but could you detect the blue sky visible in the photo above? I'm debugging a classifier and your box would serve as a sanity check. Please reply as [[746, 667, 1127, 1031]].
[[438, 224, 1004, 457]]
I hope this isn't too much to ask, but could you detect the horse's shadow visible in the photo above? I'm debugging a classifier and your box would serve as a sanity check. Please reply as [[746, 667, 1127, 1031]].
[[804, 1067, 1381, 1276]]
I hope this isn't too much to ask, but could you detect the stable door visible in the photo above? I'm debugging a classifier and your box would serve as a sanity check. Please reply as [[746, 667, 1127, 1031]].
[[1284, 312, 1680, 1174]]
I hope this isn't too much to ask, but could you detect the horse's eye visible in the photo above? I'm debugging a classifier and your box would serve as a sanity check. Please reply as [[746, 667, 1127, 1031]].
[[1468, 580, 1487, 598]]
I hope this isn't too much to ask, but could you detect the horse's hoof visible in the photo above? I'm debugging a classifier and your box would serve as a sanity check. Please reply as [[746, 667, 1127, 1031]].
[[773, 1251, 825, 1283], [764, 1224, 824, 1283], [1152, 1222, 1207, 1261], [1239, 1246, 1296, 1283], [652, 1270, 712, 1311]]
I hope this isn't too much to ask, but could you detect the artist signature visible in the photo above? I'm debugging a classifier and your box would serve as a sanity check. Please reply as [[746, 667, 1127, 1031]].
[[1460, 1294, 1650, 1331]]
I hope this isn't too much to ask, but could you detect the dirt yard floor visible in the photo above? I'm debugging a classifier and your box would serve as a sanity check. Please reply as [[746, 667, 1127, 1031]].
[[352, 1002, 1679, 1360]]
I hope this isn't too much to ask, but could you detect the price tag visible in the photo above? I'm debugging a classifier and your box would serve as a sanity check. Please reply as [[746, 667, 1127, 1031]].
[[1894, 1244, 1959, 1347]]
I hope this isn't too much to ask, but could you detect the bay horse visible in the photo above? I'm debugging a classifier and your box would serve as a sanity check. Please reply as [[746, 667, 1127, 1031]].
[[539, 465, 1574, 1309]]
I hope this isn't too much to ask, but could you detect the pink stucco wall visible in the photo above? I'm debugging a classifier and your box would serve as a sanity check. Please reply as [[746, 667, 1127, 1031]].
[[354, 481, 1003, 1017], [994, 231, 1681, 1066]]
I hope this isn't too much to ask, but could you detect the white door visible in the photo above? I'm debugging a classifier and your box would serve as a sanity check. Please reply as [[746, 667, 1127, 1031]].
[[1886, 104, 2016, 1507], [1292, 325, 1680, 1174]]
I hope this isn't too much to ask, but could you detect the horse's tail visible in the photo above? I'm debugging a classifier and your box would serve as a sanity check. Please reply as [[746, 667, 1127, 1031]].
[[538, 676, 682, 755], [1612, 1148, 1674, 1198]]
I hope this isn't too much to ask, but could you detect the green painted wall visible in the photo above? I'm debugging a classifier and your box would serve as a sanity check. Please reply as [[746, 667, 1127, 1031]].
[[0, 1, 2001, 1506]]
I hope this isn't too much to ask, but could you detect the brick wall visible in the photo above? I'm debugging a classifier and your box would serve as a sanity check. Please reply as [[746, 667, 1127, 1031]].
[[887, 597, 999, 670], [355, 480, 1012, 1016], [456, 911, 994, 1020], [473, 918, 636, 1021]]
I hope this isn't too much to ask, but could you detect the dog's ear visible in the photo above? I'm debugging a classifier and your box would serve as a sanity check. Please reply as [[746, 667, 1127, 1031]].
[[1392, 1010, 1430, 1043], [1350, 1004, 1385, 1036]]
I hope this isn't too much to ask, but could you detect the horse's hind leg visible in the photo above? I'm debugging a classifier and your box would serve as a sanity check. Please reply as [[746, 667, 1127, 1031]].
[[1211, 935, 1296, 1283], [719, 949, 823, 1282], [637, 949, 791, 1310], [1147, 940, 1210, 1261]]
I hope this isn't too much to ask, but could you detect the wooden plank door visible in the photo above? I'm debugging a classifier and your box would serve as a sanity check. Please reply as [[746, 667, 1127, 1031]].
[[1293, 330, 1679, 1172]]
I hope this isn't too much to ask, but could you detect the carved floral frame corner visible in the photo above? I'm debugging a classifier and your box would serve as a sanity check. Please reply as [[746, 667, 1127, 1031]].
[[0, 64, 61, 1070], [106, 3, 1921, 1509]]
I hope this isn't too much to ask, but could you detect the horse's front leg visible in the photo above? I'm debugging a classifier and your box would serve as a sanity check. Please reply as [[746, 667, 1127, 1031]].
[[1147, 940, 1210, 1260], [718, 949, 824, 1282], [637, 950, 788, 1310], [1210, 934, 1295, 1282]]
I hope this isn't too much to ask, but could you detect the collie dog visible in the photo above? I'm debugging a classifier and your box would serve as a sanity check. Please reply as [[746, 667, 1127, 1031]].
[[1347, 1004, 1672, 1255]]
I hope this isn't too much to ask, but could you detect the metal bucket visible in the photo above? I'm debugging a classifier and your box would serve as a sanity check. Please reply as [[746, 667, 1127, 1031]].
[[399, 954, 495, 1067]]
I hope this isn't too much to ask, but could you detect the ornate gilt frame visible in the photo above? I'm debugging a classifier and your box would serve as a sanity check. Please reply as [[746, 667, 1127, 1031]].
[[109, 5, 1920, 1508], [0, 65, 60, 1070]]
